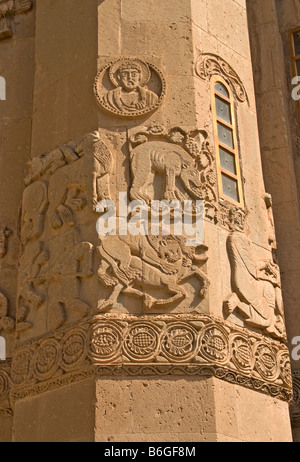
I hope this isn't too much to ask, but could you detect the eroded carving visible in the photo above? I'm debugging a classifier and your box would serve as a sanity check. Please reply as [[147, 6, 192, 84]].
[[18, 131, 115, 333], [95, 58, 166, 118], [195, 52, 249, 105], [17, 243, 49, 332], [0, 290, 14, 333], [0, 226, 11, 258], [21, 181, 48, 246], [224, 230, 285, 340], [48, 233, 94, 330], [0, 0, 31, 40]]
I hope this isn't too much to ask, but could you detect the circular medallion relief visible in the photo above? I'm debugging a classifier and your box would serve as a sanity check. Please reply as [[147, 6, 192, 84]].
[[161, 323, 198, 363], [88, 322, 123, 363], [94, 58, 166, 119], [32, 339, 60, 381], [124, 323, 160, 362], [254, 344, 279, 382]]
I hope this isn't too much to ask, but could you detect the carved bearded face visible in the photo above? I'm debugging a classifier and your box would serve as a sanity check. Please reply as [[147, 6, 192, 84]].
[[117, 67, 142, 91]]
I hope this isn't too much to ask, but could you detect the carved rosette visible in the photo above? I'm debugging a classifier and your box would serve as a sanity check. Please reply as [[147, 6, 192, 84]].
[[0, 314, 291, 406], [195, 52, 249, 105]]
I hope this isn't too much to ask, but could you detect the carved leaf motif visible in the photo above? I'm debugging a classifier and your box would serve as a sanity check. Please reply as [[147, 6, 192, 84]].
[[195, 52, 249, 105]]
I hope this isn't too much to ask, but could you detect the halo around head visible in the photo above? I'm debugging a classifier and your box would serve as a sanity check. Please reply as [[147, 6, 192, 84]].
[[109, 59, 151, 88]]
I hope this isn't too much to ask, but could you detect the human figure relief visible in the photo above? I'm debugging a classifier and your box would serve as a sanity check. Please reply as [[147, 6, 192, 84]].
[[21, 181, 48, 246], [48, 235, 94, 330], [97, 232, 209, 313], [224, 230, 285, 339], [48, 132, 113, 229], [17, 244, 49, 332], [101, 60, 159, 116]]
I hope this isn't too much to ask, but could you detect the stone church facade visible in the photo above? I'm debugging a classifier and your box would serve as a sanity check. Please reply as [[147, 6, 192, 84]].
[[0, 0, 299, 442]]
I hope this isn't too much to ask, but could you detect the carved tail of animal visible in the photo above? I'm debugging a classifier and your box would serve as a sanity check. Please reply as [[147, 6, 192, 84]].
[[98, 245, 132, 285]]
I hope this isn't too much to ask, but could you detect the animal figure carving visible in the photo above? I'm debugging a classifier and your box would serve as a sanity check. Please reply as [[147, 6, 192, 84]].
[[130, 142, 204, 203], [97, 232, 209, 312], [48, 132, 113, 229]]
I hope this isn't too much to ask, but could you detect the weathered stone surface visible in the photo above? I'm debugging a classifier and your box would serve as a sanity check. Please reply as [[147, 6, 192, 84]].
[[0, 0, 296, 443]]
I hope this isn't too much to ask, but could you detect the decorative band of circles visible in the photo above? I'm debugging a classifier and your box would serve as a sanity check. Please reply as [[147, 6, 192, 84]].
[[8, 318, 291, 390]]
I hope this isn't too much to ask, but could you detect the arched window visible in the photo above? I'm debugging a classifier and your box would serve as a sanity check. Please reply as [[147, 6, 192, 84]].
[[211, 76, 244, 207]]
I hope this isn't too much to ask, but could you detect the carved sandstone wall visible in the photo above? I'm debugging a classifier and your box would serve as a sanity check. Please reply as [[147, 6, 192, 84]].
[[0, 0, 294, 442]]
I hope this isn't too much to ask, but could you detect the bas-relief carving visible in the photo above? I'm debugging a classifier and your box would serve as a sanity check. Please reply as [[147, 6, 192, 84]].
[[97, 234, 209, 313], [17, 122, 286, 352], [0, 226, 11, 258], [7, 315, 292, 405], [95, 58, 166, 118], [17, 131, 114, 334], [47, 232, 94, 330], [195, 52, 249, 105], [97, 125, 214, 315], [224, 203, 285, 341], [0, 0, 31, 40], [129, 125, 218, 218], [0, 290, 14, 333]]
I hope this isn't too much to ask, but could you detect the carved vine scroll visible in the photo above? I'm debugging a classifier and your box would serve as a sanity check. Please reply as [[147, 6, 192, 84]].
[[195, 52, 249, 105]]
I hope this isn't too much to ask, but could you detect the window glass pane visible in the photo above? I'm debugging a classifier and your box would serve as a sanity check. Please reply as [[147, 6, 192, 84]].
[[294, 31, 300, 56], [220, 148, 236, 174], [215, 96, 232, 124], [222, 174, 239, 202], [215, 82, 229, 98], [217, 122, 234, 149], [297, 59, 300, 77]]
